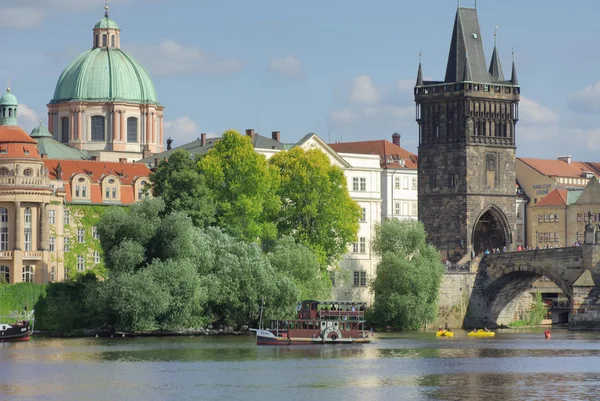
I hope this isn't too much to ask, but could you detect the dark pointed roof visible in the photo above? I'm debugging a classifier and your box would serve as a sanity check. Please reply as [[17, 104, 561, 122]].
[[445, 7, 490, 83], [511, 60, 519, 85], [416, 62, 423, 86], [462, 50, 472, 82], [489, 45, 505, 81]]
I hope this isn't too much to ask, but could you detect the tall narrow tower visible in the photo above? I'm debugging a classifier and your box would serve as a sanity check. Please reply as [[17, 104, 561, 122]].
[[415, 7, 520, 260]]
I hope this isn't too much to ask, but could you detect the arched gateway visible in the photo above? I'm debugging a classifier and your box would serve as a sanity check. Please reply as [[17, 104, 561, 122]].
[[472, 206, 512, 254]]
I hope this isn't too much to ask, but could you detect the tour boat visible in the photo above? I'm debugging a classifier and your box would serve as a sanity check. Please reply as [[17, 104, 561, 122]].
[[436, 329, 454, 338], [0, 310, 35, 342], [252, 300, 372, 345], [468, 329, 495, 338]]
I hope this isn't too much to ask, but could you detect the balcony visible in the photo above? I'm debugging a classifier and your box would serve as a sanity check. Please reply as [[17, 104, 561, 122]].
[[23, 251, 43, 260], [0, 251, 13, 259]]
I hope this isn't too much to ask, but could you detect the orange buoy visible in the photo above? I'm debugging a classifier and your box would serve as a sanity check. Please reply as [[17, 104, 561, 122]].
[[544, 330, 551, 339]]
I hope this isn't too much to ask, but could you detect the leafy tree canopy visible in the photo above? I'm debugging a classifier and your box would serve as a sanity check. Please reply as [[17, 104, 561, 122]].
[[150, 149, 215, 227], [371, 219, 444, 331], [198, 130, 281, 244], [270, 147, 360, 265]]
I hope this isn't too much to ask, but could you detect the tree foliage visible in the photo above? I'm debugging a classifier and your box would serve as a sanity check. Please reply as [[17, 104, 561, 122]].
[[149, 149, 215, 227], [270, 147, 360, 265], [371, 219, 444, 330], [198, 130, 280, 243]]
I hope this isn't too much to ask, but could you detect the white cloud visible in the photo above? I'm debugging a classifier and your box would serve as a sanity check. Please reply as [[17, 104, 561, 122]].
[[567, 82, 600, 114], [349, 75, 381, 105], [163, 117, 200, 146], [519, 97, 559, 126], [268, 55, 305, 79], [127, 39, 244, 76], [18, 104, 41, 134]]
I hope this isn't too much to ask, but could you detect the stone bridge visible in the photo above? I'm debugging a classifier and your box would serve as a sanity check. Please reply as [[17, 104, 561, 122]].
[[463, 245, 600, 330]]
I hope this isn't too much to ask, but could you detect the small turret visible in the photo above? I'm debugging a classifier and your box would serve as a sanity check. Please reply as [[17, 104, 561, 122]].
[[0, 84, 18, 126], [511, 52, 519, 85], [488, 27, 505, 81], [416, 61, 424, 86]]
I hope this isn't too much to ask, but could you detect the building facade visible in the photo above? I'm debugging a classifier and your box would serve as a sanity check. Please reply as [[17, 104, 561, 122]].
[[47, 5, 164, 162], [415, 6, 520, 259], [329, 133, 418, 222]]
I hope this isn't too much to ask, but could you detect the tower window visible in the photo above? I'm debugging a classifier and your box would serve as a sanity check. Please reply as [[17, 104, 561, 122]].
[[472, 33, 478, 39], [102, 34, 107, 47], [127, 117, 138, 143], [95, 34, 99, 48], [111, 35, 115, 48], [61, 117, 69, 143], [91, 116, 105, 141]]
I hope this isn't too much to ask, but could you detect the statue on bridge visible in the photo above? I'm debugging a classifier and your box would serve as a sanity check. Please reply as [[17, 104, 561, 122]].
[[585, 210, 596, 245]]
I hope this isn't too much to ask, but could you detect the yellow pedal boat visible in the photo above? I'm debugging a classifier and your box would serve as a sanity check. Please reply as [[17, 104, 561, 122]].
[[468, 329, 495, 338], [436, 330, 454, 338]]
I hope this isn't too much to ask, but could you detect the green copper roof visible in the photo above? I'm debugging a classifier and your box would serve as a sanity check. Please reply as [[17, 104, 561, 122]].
[[51, 48, 159, 105], [567, 190, 584, 205], [95, 16, 120, 30], [0, 90, 17, 106], [34, 137, 88, 160], [30, 122, 53, 138]]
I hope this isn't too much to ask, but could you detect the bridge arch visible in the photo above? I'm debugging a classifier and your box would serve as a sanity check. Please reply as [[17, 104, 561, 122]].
[[471, 205, 512, 254]]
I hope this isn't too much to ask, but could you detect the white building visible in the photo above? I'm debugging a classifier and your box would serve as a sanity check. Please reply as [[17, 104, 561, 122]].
[[329, 133, 418, 222]]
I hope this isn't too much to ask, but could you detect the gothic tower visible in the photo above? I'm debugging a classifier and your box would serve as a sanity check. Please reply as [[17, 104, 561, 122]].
[[415, 6, 520, 260]]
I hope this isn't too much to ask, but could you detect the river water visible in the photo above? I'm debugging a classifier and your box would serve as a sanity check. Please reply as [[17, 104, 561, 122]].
[[1, 328, 600, 400]]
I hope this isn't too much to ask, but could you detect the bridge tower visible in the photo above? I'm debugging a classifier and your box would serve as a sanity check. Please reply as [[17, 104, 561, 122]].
[[415, 6, 520, 259]]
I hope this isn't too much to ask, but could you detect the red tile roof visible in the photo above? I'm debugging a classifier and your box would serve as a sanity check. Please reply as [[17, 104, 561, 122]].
[[535, 188, 567, 207], [0, 126, 41, 159], [519, 158, 600, 179], [328, 140, 417, 169], [43, 159, 151, 185]]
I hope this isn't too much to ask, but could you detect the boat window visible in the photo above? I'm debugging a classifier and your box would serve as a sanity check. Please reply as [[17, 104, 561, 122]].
[[289, 322, 294, 329], [311, 303, 317, 310]]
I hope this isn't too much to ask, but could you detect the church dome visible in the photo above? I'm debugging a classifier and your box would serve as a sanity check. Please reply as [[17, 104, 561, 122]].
[[95, 16, 120, 30], [0, 91, 17, 107], [51, 49, 158, 105]]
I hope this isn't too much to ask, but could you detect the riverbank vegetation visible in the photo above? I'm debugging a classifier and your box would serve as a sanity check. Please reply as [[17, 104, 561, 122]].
[[508, 292, 548, 328], [370, 219, 444, 331]]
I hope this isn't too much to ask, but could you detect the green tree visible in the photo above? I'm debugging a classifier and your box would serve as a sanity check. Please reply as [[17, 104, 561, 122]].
[[150, 149, 215, 227], [268, 236, 331, 301], [198, 130, 280, 244], [371, 219, 444, 330], [270, 147, 360, 265]]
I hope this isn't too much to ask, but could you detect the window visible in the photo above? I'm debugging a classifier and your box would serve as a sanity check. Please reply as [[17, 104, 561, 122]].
[[360, 208, 366, 223], [112, 187, 117, 199], [538, 232, 544, 243], [0, 208, 8, 251], [48, 209, 56, 225], [412, 202, 418, 216], [544, 214, 549, 223], [352, 177, 359, 191], [449, 174, 457, 188], [549, 214, 554, 223], [555, 214, 559, 223], [544, 233, 549, 243], [429, 176, 437, 189], [394, 176, 400, 189], [77, 228, 85, 243], [75, 178, 89, 198], [329, 271, 335, 287], [395, 202, 401, 216], [111, 35, 115, 48], [554, 232, 560, 243], [51, 266, 55, 282], [23, 168, 33, 177], [0, 265, 9, 283], [538, 214, 543, 223], [95, 34, 99, 48], [49, 236, 55, 252], [412, 177, 418, 190], [359, 237, 366, 254], [578, 213, 584, 222], [0, 168, 7, 176], [138, 181, 149, 200], [61, 117, 69, 143], [24, 207, 32, 251], [94, 251, 101, 264], [102, 34, 107, 47], [22, 266, 33, 283], [92, 226, 99, 239], [64, 209, 70, 225], [77, 255, 85, 272], [353, 271, 367, 287], [516, 224, 523, 242], [127, 117, 138, 143], [360, 178, 366, 192], [64, 237, 70, 252], [403, 177, 409, 190], [91, 116, 105, 141]]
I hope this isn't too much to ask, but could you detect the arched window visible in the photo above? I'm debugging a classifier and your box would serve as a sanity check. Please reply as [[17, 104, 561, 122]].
[[74, 177, 89, 199], [8, 109, 12, 117], [111, 35, 115, 48], [22, 265, 33, 283], [0, 207, 8, 251], [127, 117, 138, 143], [95, 34, 99, 48], [91, 116, 105, 141], [138, 180, 149, 200], [24, 207, 32, 251], [61, 117, 70, 143], [102, 34, 107, 47], [0, 265, 8, 283], [77, 255, 85, 272], [104, 178, 119, 200]]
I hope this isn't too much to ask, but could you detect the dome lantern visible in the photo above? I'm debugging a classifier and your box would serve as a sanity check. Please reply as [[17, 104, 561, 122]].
[[0, 82, 18, 127], [93, 1, 121, 49]]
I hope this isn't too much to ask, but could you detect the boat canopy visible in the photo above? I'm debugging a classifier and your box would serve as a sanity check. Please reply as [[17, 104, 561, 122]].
[[301, 300, 367, 306]]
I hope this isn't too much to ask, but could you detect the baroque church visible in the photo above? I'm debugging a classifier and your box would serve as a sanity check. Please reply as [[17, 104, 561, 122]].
[[415, 6, 520, 260]]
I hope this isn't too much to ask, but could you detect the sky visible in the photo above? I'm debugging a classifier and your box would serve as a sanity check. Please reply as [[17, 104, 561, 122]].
[[1, 0, 600, 160]]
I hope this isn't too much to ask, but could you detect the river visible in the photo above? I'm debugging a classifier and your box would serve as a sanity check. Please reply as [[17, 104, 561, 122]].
[[1, 328, 600, 400]]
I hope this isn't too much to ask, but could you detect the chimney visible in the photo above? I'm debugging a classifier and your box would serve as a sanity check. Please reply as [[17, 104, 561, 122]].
[[271, 131, 281, 142], [392, 132, 401, 147], [245, 129, 255, 139], [119, 158, 127, 163], [557, 155, 572, 164], [201, 133, 207, 146], [90, 156, 98, 161]]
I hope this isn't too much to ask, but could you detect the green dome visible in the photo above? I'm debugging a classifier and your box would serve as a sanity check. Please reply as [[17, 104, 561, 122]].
[[0, 91, 17, 106], [95, 16, 120, 30], [51, 48, 159, 105], [30, 122, 53, 138]]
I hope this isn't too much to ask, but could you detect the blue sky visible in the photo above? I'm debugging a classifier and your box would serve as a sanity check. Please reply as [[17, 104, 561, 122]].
[[2, 0, 600, 160]]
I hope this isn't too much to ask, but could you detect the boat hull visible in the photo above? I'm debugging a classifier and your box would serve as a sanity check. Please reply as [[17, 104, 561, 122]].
[[256, 333, 371, 345], [436, 330, 454, 338], [468, 331, 495, 338], [0, 323, 33, 342]]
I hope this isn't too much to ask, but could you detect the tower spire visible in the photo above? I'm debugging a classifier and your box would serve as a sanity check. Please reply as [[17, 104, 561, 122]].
[[416, 51, 424, 86], [511, 48, 519, 85], [105, 0, 109, 17], [489, 26, 505, 81]]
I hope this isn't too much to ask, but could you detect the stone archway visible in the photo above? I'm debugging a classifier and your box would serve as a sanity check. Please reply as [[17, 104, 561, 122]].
[[472, 206, 511, 254]]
